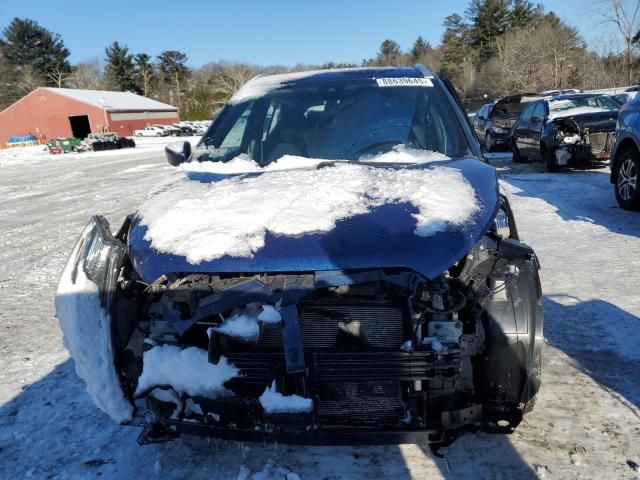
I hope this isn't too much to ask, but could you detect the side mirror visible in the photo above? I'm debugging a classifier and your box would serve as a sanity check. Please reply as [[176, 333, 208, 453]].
[[477, 115, 486, 121], [165, 141, 191, 166]]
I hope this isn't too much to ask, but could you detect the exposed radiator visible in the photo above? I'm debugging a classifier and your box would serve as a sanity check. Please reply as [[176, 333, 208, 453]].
[[257, 298, 407, 349], [588, 131, 613, 153], [316, 382, 405, 425]]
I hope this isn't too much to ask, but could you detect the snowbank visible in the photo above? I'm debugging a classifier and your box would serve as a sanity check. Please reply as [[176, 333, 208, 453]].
[[259, 382, 313, 414], [55, 233, 134, 423], [139, 153, 479, 264], [211, 303, 281, 342], [135, 345, 239, 397], [0, 136, 201, 167]]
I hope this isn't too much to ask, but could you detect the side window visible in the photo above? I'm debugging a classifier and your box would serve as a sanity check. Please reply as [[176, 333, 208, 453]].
[[520, 104, 534, 122], [532, 102, 545, 121]]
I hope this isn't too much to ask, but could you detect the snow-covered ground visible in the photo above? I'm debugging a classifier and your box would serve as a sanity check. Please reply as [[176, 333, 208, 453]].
[[0, 135, 201, 167], [0, 147, 639, 479]]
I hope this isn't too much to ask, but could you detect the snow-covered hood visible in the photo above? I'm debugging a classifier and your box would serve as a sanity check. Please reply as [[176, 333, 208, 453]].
[[128, 156, 499, 282]]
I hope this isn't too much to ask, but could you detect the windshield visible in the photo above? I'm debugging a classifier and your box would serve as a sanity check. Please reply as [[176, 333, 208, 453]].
[[194, 79, 470, 165], [548, 95, 620, 118]]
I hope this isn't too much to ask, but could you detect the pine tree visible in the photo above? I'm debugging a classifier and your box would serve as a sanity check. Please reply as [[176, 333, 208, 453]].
[[104, 41, 137, 92], [508, 0, 544, 29], [134, 53, 154, 97], [377, 39, 402, 65], [0, 18, 71, 96], [410, 36, 432, 62], [157, 50, 189, 108], [466, 0, 512, 62], [440, 14, 469, 82]]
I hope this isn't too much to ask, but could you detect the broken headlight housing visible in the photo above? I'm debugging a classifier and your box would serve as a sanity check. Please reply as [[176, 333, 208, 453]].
[[493, 209, 511, 238]]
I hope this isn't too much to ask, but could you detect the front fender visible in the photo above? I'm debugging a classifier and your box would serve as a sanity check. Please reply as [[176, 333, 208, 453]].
[[55, 216, 134, 423]]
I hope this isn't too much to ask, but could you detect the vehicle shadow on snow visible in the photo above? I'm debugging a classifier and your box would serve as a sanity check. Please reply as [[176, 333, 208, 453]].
[[1, 303, 541, 477], [544, 296, 640, 413], [0, 358, 535, 479], [502, 169, 640, 239]]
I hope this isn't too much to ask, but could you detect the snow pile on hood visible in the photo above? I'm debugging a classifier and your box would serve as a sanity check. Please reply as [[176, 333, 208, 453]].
[[55, 236, 134, 423], [361, 146, 450, 163], [182, 153, 325, 174], [185, 146, 449, 175], [138, 156, 480, 264], [259, 381, 313, 414], [211, 303, 281, 342], [135, 345, 239, 397]]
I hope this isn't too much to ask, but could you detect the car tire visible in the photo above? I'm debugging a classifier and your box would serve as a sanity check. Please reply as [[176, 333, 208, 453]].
[[484, 132, 495, 152], [542, 146, 559, 173], [511, 139, 525, 163], [614, 149, 640, 210]]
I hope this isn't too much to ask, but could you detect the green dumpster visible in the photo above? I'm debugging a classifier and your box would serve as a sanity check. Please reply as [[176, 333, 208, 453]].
[[48, 137, 82, 154]]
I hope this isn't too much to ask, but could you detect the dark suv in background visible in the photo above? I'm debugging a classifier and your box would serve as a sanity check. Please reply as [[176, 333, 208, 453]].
[[511, 93, 619, 172], [471, 102, 493, 146]]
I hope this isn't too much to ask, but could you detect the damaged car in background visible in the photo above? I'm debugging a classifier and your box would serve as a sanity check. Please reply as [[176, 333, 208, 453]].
[[479, 93, 539, 153], [511, 93, 620, 172], [56, 66, 543, 446]]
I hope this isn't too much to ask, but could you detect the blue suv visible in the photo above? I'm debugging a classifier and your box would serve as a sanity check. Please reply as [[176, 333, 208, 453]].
[[56, 66, 543, 446], [611, 94, 640, 210]]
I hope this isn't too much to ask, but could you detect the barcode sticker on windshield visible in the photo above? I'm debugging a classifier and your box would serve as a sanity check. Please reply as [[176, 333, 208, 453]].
[[376, 77, 433, 87]]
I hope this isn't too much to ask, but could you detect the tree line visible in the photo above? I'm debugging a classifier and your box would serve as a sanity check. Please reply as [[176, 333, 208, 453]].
[[1, 0, 639, 119]]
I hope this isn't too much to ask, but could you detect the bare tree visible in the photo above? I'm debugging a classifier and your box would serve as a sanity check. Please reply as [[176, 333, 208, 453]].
[[594, 0, 640, 85], [15, 65, 43, 94], [209, 63, 256, 103], [68, 60, 103, 89], [46, 62, 72, 87]]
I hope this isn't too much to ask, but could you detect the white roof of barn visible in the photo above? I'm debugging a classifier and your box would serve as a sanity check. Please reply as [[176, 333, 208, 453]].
[[44, 88, 178, 112]]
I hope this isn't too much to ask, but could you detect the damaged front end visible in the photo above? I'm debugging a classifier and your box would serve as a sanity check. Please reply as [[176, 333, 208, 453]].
[[72, 214, 543, 446], [551, 116, 616, 166]]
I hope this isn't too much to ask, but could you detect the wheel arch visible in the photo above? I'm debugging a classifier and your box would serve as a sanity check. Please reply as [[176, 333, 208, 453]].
[[611, 135, 640, 183]]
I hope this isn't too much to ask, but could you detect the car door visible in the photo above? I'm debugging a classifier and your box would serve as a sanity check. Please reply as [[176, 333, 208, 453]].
[[514, 103, 534, 155], [528, 102, 546, 161]]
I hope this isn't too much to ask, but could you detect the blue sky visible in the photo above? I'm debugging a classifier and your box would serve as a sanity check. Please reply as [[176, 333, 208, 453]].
[[0, 0, 611, 67]]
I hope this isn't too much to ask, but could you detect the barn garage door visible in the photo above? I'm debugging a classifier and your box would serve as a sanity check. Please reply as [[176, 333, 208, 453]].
[[69, 115, 91, 139]]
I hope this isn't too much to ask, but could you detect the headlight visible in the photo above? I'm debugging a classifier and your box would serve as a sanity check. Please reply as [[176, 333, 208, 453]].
[[493, 209, 511, 238], [493, 127, 506, 134]]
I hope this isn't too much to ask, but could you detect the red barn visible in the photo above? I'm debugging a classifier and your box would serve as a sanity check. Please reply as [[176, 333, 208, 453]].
[[0, 87, 179, 146]]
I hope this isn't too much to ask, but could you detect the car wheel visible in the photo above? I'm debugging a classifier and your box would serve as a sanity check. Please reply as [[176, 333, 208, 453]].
[[484, 132, 495, 152], [511, 139, 525, 163], [542, 146, 559, 173], [615, 150, 640, 210]]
